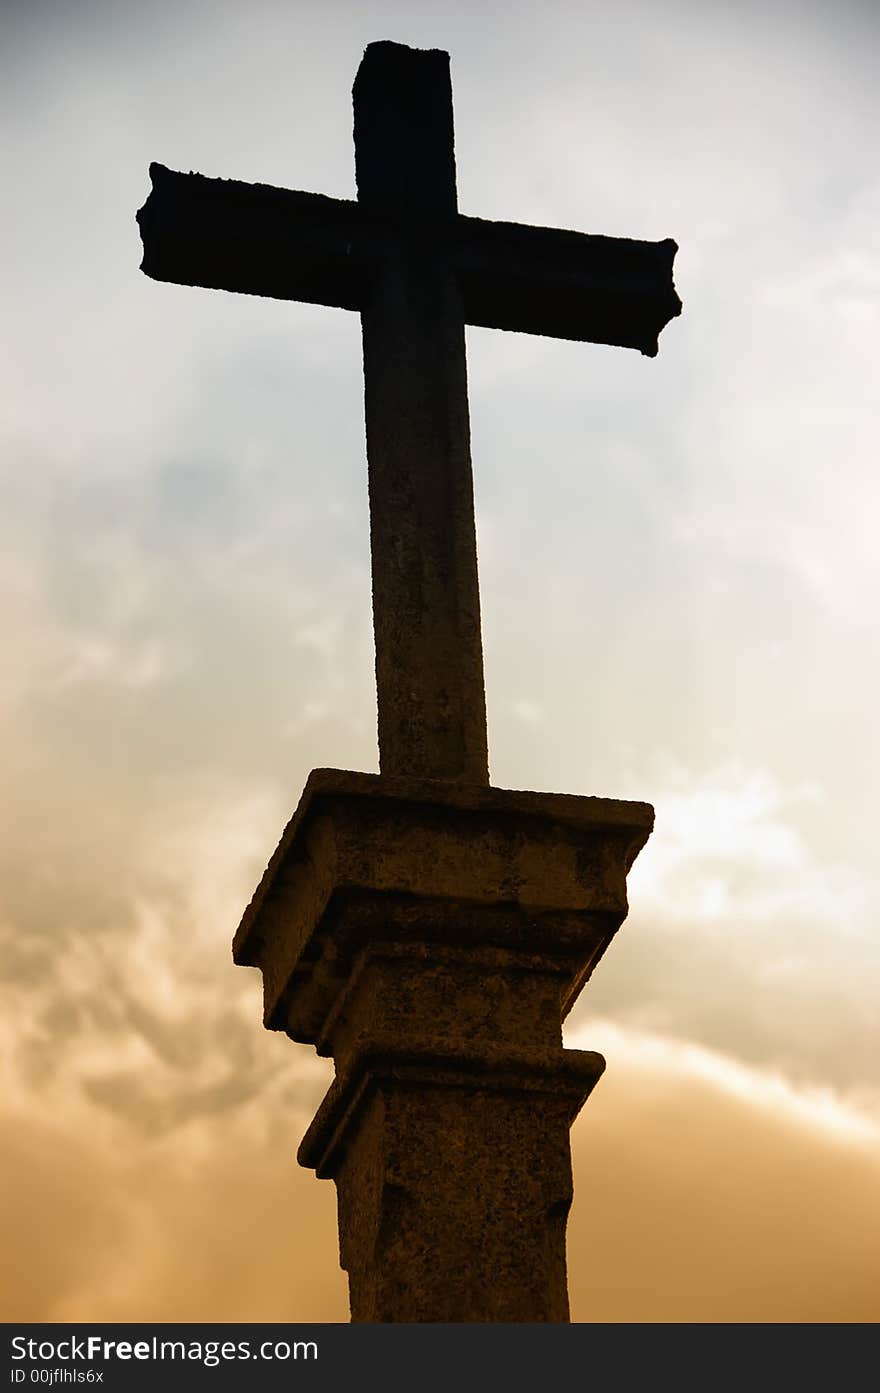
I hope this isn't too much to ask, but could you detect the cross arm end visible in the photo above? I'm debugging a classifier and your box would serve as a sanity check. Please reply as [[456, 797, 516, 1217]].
[[136, 163, 365, 311], [455, 216, 682, 356]]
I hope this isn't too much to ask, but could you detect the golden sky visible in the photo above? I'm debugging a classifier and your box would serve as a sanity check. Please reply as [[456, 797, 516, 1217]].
[[2, 0, 878, 1322], [4, 1021, 878, 1322]]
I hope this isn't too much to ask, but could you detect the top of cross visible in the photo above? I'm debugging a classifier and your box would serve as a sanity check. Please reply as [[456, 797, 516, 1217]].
[[137, 40, 680, 785]]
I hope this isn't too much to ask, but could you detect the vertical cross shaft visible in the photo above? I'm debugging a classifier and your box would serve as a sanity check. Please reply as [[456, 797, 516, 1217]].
[[354, 44, 489, 786]]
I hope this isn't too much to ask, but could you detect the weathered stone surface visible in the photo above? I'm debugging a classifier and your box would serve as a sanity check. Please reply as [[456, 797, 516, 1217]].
[[234, 768, 652, 1321], [315, 1058, 601, 1322]]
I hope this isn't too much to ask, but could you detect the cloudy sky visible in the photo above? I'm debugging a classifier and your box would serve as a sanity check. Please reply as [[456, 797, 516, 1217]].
[[2, 0, 878, 1322]]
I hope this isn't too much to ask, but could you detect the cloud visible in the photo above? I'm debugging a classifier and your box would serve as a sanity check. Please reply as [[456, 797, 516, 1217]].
[[0, 1102, 346, 1323], [573, 761, 880, 1097], [568, 1019, 880, 1149], [0, 782, 328, 1131], [569, 1018, 880, 1322], [627, 763, 866, 926]]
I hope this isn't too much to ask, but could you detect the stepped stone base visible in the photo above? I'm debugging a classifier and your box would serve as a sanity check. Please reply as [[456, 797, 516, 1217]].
[[234, 768, 653, 1322]]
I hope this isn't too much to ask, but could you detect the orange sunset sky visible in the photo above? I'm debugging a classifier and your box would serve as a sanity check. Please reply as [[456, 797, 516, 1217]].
[[2, 0, 878, 1322]]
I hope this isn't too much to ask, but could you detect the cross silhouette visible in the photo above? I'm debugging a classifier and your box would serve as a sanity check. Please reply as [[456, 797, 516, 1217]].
[[137, 39, 680, 785]]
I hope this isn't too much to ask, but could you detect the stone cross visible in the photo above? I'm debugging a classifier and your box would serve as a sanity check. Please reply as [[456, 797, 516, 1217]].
[[137, 40, 679, 1323], [137, 39, 680, 787]]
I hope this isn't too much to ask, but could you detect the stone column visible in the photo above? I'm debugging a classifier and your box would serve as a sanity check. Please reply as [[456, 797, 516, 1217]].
[[234, 769, 652, 1323]]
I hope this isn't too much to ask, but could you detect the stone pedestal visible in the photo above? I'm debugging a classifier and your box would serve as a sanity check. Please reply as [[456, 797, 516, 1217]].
[[233, 769, 652, 1322]]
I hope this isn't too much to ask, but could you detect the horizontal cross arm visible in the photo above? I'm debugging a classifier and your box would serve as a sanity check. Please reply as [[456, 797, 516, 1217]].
[[137, 163, 366, 309], [453, 215, 681, 356], [137, 167, 681, 355]]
